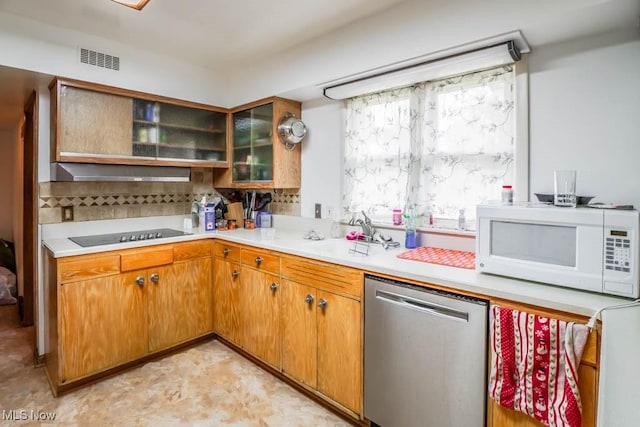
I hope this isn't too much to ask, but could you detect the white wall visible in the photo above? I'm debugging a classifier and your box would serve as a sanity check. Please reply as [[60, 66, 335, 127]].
[[228, 0, 638, 105], [296, 29, 640, 217], [300, 99, 344, 219], [529, 29, 640, 207], [0, 11, 229, 107], [0, 128, 16, 240]]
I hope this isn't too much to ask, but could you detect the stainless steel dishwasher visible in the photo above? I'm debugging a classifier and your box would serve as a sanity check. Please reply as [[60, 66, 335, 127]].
[[364, 275, 488, 427]]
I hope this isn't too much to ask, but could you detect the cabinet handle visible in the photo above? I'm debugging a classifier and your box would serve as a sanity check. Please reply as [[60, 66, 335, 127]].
[[305, 294, 314, 304], [135, 276, 145, 287], [223, 248, 231, 256], [318, 298, 327, 309], [255, 256, 263, 265], [150, 273, 159, 284], [232, 270, 240, 278], [270, 282, 279, 292]]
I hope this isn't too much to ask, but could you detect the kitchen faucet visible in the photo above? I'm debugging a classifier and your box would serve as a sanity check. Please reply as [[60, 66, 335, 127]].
[[349, 211, 400, 249], [349, 211, 374, 239]]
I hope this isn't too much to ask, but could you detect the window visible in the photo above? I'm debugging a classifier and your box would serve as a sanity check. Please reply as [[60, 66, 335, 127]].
[[343, 64, 526, 228]]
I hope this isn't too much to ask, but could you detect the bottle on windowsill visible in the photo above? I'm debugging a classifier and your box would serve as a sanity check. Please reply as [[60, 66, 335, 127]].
[[458, 208, 466, 231]]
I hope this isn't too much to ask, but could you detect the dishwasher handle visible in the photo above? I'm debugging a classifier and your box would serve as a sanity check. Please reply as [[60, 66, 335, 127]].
[[375, 289, 469, 322]]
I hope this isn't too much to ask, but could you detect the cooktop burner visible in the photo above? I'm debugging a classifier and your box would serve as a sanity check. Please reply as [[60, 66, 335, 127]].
[[69, 228, 191, 247]]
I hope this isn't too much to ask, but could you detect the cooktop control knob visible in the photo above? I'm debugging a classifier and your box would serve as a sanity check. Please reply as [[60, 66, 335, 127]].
[[155, 232, 163, 238], [119, 236, 128, 243], [139, 234, 146, 240], [147, 233, 155, 239], [129, 235, 137, 241]]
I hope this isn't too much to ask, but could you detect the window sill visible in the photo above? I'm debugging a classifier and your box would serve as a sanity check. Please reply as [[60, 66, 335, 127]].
[[370, 221, 476, 238]]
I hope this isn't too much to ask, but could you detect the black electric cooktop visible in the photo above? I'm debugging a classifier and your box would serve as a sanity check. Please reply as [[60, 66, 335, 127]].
[[68, 228, 191, 247]]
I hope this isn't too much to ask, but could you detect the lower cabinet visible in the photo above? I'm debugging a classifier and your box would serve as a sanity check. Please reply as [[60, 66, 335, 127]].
[[147, 257, 212, 352], [281, 257, 363, 416], [59, 271, 148, 381], [239, 266, 281, 368], [45, 240, 213, 391], [213, 242, 282, 369], [486, 301, 600, 427], [213, 256, 241, 343], [212, 243, 364, 418]]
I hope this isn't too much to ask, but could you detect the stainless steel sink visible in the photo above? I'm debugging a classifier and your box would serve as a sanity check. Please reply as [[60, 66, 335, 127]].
[[301, 238, 387, 256]]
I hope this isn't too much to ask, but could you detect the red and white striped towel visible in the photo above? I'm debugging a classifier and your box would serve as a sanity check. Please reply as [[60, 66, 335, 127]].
[[489, 305, 590, 427]]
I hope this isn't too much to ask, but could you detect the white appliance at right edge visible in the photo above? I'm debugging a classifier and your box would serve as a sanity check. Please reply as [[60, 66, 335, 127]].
[[476, 204, 640, 298]]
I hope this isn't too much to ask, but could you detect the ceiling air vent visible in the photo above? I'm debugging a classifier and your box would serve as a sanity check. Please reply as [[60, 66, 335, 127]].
[[79, 48, 120, 71]]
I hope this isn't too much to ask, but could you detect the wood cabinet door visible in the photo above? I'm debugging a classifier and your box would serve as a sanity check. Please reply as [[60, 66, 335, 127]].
[[212, 258, 241, 344], [147, 264, 194, 352], [59, 272, 147, 381], [58, 85, 133, 156], [185, 257, 213, 336], [317, 291, 362, 414], [281, 279, 317, 388], [488, 364, 598, 427], [240, 267, 281, 368]]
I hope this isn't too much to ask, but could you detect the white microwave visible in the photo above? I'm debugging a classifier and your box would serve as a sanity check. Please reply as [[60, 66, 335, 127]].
[[476, 204, 639, 298]]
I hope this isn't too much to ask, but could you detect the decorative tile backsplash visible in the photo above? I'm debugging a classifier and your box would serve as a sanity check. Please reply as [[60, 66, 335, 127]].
[[38, 168, 301, 224]]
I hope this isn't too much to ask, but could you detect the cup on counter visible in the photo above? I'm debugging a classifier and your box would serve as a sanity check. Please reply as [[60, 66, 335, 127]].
[[260, 228, 276, 240], [183, 218, 193, 231], [554, 170, 577, 207]]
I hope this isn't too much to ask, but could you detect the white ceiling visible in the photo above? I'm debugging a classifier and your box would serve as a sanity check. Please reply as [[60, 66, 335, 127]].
[[0, 0, 638, 128], [0, 0, 406, 70]]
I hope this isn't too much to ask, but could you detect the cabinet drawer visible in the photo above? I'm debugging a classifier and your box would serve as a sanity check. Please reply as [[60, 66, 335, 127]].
[[213, 241, 242, 263], [173, 240, 210, 262], [241, 247, 280, 274], [121, 246, 173, 272], [281, 256, 363, 299], [58, 254, 121, 283]]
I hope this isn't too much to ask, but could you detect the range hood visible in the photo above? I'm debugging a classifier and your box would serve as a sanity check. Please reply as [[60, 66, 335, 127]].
[[50, 163, 191, 182]]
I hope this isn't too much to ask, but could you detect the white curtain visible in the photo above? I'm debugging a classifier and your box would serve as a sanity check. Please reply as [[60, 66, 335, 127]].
[[344, 66, 515, 222]]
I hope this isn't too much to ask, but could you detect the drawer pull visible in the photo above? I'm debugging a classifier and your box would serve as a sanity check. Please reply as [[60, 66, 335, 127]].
[[318, 298, 328, 309], [270, 282, 279, 292], [150, 273, 159, 284], [255, 256, 263, 265], [223, 248, 231, 256], [135, 276, 145, 287], [232, 270, 240, 278], [305, 294, 314, 304]]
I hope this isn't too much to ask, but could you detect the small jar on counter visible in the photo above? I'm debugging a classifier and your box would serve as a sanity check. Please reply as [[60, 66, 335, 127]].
[[393, 209, 402, 226], [501, 185, 514, 205]]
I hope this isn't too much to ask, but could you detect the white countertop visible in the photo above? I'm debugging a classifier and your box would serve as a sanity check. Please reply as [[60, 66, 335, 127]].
[[41, 215, 631, 318]]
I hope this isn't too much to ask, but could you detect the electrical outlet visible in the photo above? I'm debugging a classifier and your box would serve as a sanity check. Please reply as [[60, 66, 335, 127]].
[[62, 206, 74, 222], [314, 203, 322, 219]]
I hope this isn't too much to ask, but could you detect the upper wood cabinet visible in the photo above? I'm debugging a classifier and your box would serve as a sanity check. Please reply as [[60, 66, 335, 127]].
[[49, 78, 229, 168], [213, 97, 302, 189]]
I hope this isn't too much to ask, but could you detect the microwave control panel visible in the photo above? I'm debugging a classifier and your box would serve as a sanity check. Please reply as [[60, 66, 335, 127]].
[[605, 230, 631, 273]]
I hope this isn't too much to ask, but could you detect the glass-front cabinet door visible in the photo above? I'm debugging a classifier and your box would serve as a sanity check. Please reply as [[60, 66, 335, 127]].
[[132, 99, 227, 163], [232, 103, 274, 183]]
